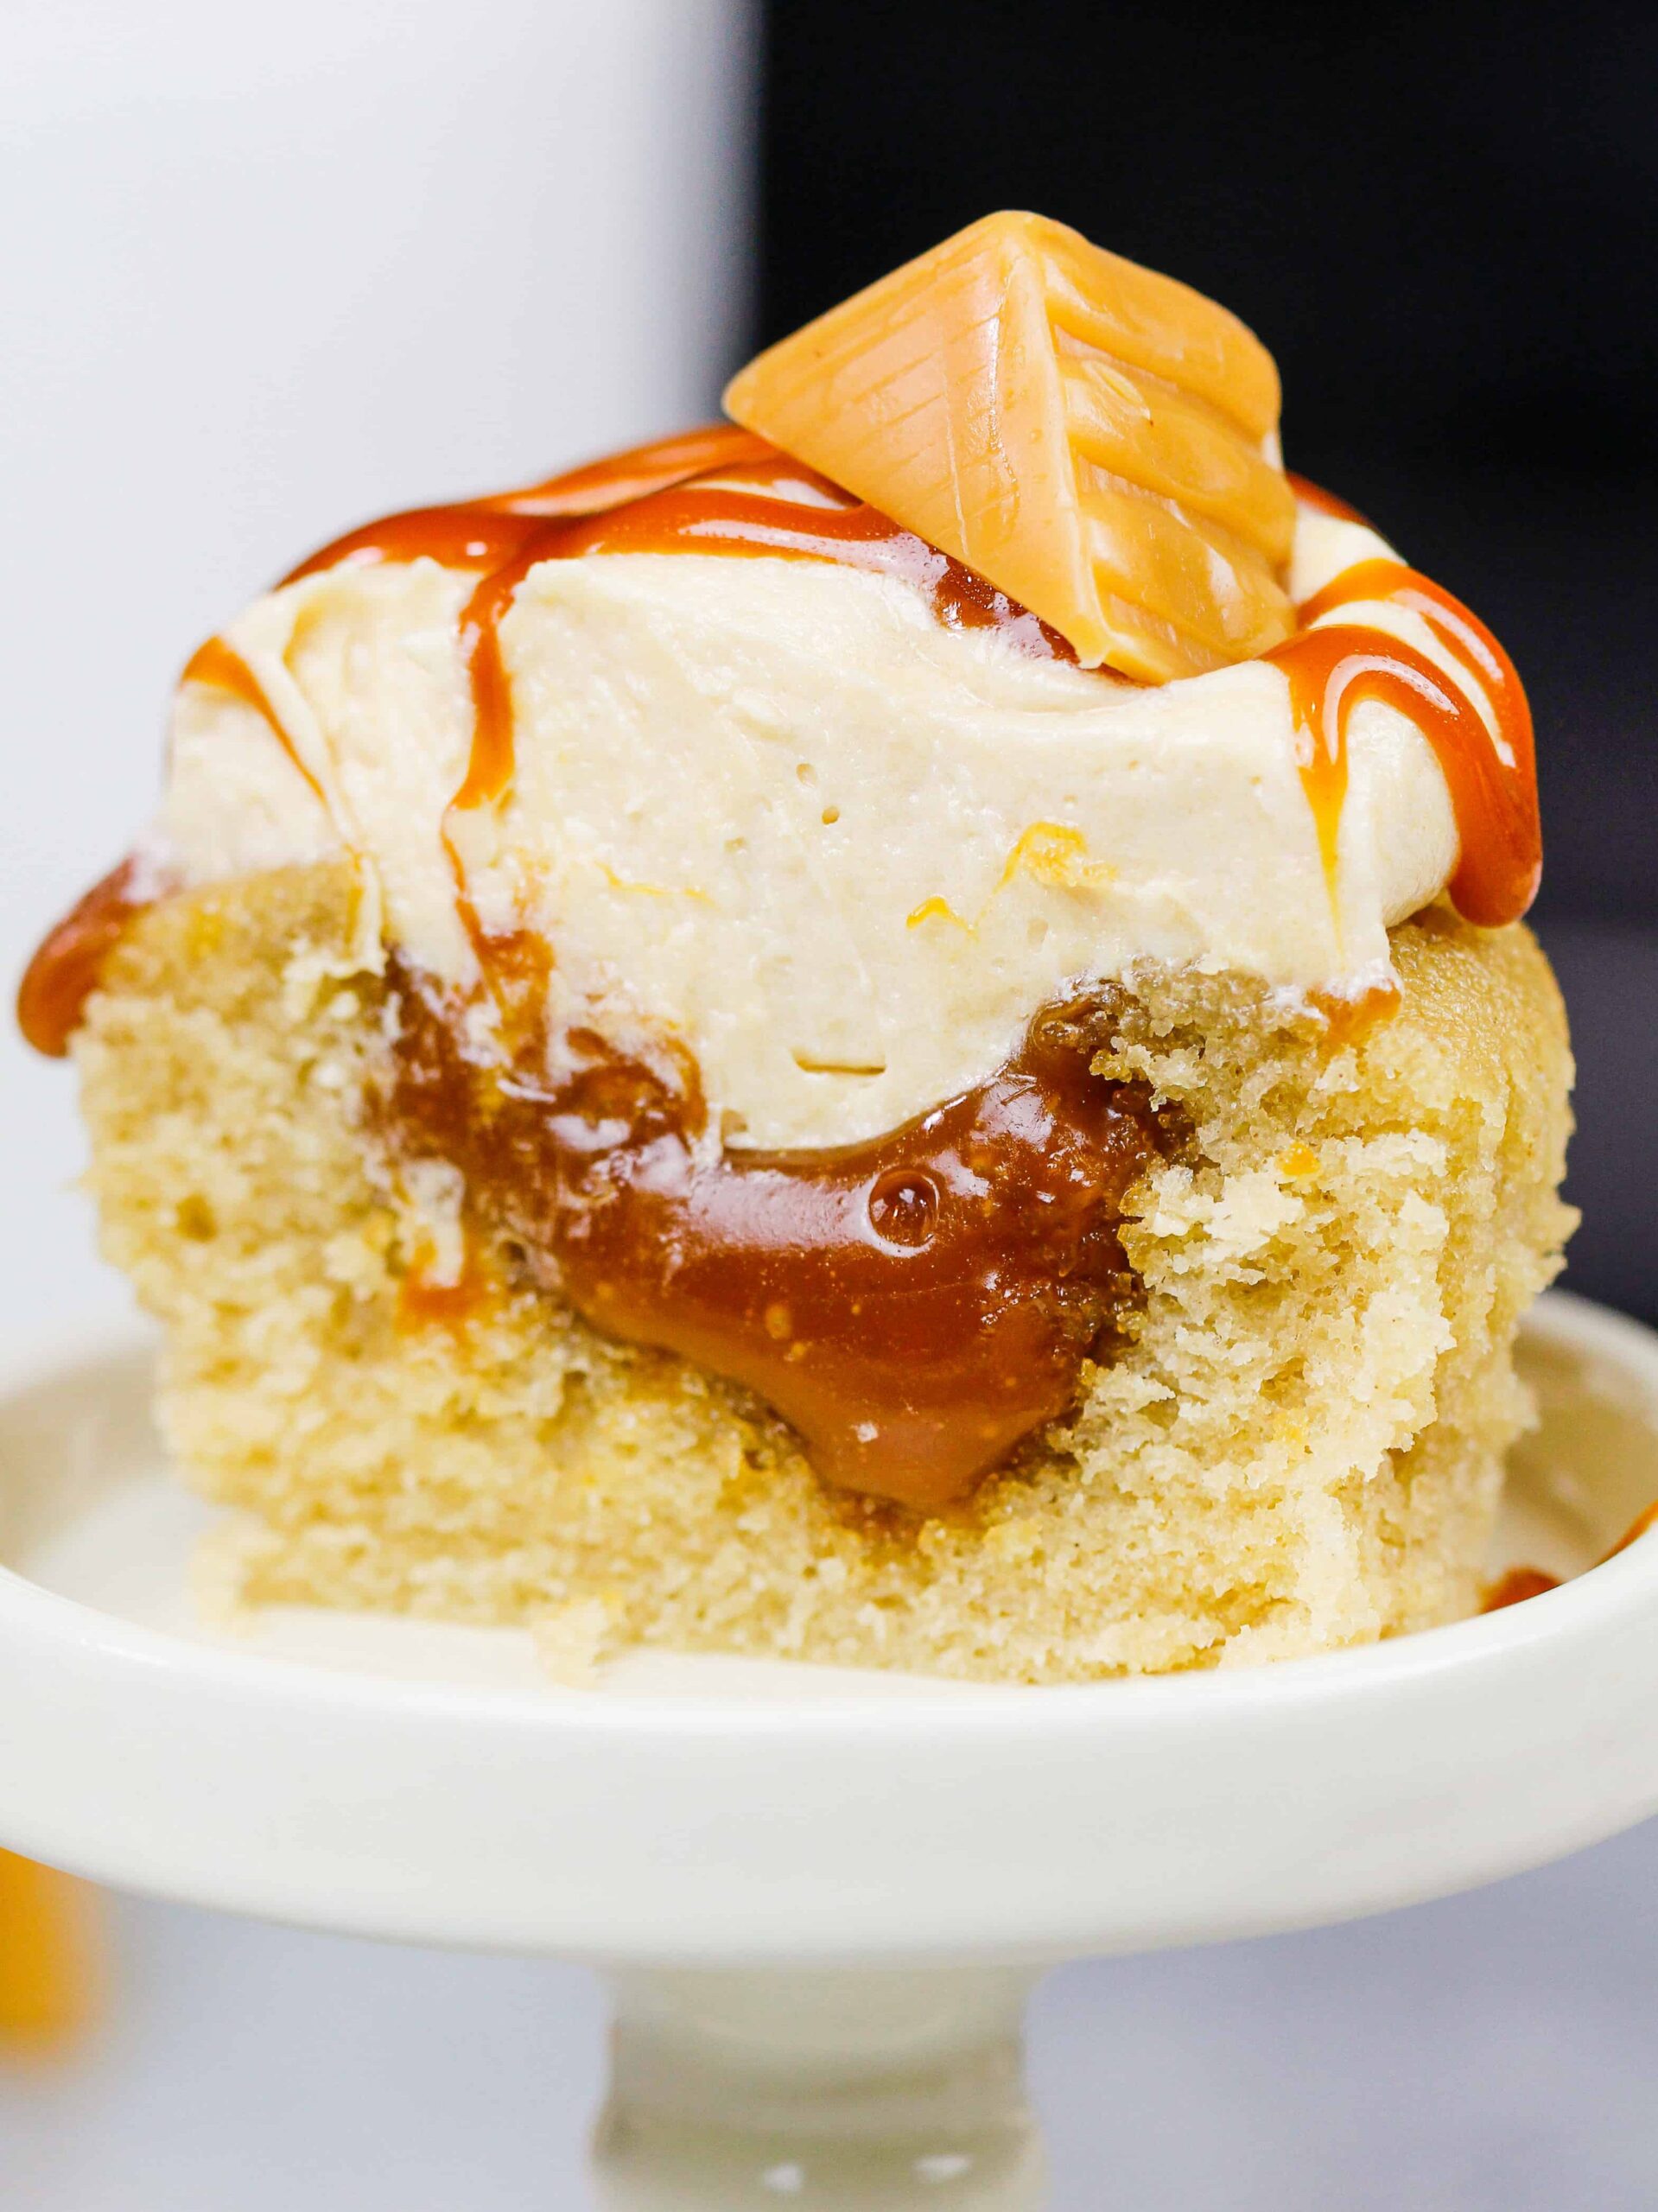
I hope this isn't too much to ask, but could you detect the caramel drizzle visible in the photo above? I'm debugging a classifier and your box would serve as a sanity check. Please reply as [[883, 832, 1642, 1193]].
[[19, 639, 328, 1057], [280, 439, 1535, 950], [386, 967, 1172, 1510], [279, 425, 1077, 987], [180, 636, 327, 805], [283, 426, 1071, 831], [1285, 471, 1375, 529], [11, 429, 1075, 1059], [1268, 557, 1540, 930], [20, 436, 1541, 1070], [16, 859, 158, 1058]]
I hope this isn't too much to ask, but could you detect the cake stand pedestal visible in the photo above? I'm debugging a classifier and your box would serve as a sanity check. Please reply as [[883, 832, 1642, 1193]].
[[594, 1967, 1041, 2207], [3, 1291, 1658, 2209]]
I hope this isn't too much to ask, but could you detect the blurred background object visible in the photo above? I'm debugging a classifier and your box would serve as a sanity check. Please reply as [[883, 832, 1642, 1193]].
[[0, 1859, 99, 2058], [3, 2, 1656, 2206], [1, 0, 756, 2187], [0, 0, 756, 1346]]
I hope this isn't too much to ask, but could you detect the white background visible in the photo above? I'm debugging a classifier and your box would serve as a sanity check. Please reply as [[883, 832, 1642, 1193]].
[[1, 0, 755, 1342]]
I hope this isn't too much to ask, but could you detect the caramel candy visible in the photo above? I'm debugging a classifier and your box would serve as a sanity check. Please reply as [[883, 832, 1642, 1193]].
[[725, 212, 1297, 681]]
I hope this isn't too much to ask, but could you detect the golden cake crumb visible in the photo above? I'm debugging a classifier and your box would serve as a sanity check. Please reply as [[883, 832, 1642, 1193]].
[[67, 863, 1573, 1682]]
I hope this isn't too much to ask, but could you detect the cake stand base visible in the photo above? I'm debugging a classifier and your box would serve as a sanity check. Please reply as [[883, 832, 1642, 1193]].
[[594, 1967, 1040, 2208]]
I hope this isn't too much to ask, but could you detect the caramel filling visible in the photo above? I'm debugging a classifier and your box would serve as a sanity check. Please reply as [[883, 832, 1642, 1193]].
[[384, 960, 1173, 1511]]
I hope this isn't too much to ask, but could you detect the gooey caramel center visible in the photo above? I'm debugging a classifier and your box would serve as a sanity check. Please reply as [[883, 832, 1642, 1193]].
[[383, 963, 1176, 1511]]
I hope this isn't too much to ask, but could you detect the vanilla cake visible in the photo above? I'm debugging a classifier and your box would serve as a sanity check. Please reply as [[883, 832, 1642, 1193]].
[[19, 214, 1572, 1681]]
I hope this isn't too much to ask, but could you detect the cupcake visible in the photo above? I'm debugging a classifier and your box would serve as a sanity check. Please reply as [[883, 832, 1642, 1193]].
[[19, 213, 1572, 1680]]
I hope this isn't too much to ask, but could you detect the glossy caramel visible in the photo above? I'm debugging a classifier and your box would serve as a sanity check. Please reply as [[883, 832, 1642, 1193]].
[[1481, 1500, 1658, 1614], [181, 636, 326, 803], [16, 859, 157, 1058], [384, 965, 1172, 1510], [1286, 471, 1375, 528], [1481, 1565, 1562, 1611], [14, 428, 1078, 1058], [1604, 1498, 1658, 1561], [1270, 558, 1541, 930]]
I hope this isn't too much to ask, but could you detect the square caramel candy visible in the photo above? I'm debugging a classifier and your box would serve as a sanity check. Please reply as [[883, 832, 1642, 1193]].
[[725, 211, 1296, 682]]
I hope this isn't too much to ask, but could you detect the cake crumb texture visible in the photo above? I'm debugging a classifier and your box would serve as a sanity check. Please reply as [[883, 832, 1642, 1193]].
[[73, 864, 1573, 1681]]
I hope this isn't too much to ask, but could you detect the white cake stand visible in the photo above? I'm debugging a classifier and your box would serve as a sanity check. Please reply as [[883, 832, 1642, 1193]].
[[3, 1289, 1658, 2209]]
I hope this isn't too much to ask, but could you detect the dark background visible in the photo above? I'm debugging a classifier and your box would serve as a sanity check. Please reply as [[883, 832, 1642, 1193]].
[[759, 0, 1657, 1319]]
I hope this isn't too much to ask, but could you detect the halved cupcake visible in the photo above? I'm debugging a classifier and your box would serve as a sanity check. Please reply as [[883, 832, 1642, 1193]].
[[20, 214, 1571, 1680]]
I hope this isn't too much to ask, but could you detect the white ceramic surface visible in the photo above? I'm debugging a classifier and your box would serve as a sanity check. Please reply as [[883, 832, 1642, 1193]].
[[1, 1290, 1656, 1970]]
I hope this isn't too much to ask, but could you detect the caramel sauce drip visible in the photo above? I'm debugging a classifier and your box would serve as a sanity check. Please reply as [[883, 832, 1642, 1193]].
[[384, 967, 1172, 1511], [1285, 472, 1375, 529], [1268, 557, 1541, 930], [1481, 1565, 1562, 1612], [1603, 1498, 1658, 1562], [18, 428, 1076, 1053], [16, 859, 159, 1058], [18, 632, 321, 1055], [180, 636, 327, 804], [1481, 1500, 1658, 1614], [284, 425, 1072, 821]]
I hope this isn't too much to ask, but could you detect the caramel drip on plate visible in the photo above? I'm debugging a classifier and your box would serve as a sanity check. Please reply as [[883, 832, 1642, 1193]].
[[1481, 1565, 1563, 1612], [1268, 558, 1540, 930], [385, 971, 1173, 1511], [1604, 1498, 1658, 1561], [16, 859, 158, 1058], [1481, 1501, 1658, 1614]]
